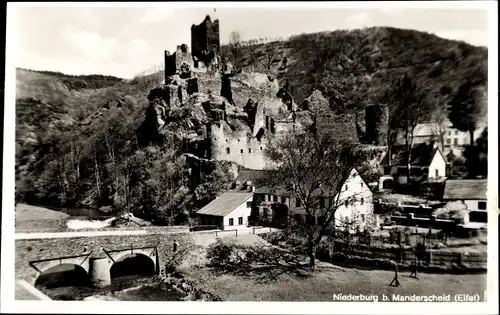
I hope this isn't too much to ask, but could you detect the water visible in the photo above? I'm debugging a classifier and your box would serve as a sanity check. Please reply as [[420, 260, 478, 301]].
[[66, 217, 116, 230], [37, 275, 184, 301], [43, 205, 119, 230], [45, 206, 115, 219]]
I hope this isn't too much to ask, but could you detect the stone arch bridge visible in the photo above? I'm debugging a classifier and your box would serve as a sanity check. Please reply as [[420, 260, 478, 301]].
[[15, 229, 193, 288]]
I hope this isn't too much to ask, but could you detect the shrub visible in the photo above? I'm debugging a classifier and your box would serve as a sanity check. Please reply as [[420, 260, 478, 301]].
[[206, 238, 250, 269]]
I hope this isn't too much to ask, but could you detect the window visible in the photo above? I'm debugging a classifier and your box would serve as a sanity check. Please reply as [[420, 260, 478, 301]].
[[238, 217, 243, 225], [225, 139, 228, 142], [448, 131, 451, 136], [360, 183, 364, 188], [281, 196, 286, 203], [345, 185, 348, 191], [453, 138, 458, 145], [273, 195, 278, 202], [447, 139, 451, 144], [478, 201, 487, 210], [435, 169, 439, 178], [455, 130, 459, 135], [296, 198, 301, 207], [361, 214, 365, 222], [240, 149, 243, 153], [249, 148, 252, 153], [229, 218, 234, 226], [360, 198, 364, 205], [238, 139, 240, 142], [260, 147, 263, 150], [267, 194, 271, 201], [226, 148, 230, 154], [246, 201, 252, 208]]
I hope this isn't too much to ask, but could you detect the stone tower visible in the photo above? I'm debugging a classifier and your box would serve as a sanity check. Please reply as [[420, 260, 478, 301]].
[[191, 15, 220, 65], [364, 104, 389, 146]]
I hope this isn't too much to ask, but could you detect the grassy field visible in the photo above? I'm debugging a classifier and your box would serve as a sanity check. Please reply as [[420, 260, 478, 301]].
[[180, 264, 486, 301], [15, 204, 70, 233]]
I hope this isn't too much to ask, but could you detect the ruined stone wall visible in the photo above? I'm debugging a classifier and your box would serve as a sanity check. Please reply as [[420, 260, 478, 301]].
[[164, 45, 195, 79], [209, 122, 268, 170], [191, 16, 220, 63], [364, 104, 389, 146], [274, 120, 296, 134]]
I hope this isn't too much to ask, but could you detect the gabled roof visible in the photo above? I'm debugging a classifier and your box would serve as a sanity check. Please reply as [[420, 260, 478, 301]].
[[234, 169, 270, 185], [443, 179, 488, 200], [196, 192, 253, 217], [254, 167, 369, 197], [381, 144, 445, 167]]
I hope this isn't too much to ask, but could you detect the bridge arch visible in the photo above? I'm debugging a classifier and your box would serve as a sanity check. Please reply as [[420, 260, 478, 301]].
[[109, 252, 156, 280], [30, 255, 91, 286], [34, 263, 91, 289]]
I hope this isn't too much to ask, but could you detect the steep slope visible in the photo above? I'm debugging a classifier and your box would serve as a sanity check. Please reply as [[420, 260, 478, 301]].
[[224, 27, 488, 122]]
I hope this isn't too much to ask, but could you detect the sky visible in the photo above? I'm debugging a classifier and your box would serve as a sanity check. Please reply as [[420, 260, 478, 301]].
[[10, 3, 491, 79]]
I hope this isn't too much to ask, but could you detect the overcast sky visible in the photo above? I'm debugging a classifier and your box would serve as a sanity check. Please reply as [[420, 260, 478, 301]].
[[11, 3, 491, 79]]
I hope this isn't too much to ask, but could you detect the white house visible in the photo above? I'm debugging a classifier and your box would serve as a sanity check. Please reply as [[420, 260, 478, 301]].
[[333, 168, 375, 232], [380, 143, 447, 185], [196, 192, 254, 230], [252, 167, 375, 232], [443, 179, 488, 223], [395, 120, 487, 158]]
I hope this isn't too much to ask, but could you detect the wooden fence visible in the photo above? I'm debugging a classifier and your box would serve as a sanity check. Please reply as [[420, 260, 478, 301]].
[[330, 241, 487, 266]]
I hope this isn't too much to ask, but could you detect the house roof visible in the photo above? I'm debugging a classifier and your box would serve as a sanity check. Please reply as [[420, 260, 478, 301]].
[[443, 179, 488, 200], [235, 169, 270, 185], [230, 169, 272, 192], [196, 192, 253, 217], [254, 167, 369, 197], [381, 144, 444, 167]]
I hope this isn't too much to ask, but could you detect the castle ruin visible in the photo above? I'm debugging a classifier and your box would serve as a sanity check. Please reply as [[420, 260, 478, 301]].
[[191, 15, 220, 70], [140, 15, 386, 171]]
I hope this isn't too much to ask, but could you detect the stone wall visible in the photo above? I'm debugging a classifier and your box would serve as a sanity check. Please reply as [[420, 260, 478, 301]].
[[209, 122, 268, 170], [191, 15, 220, 64], [316, 113, 359, 143], [15, 232, 193, 284]]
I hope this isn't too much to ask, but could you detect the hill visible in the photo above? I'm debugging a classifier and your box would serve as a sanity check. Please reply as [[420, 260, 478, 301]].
[[15, 26, 488, 223], [223, 26, 488, 121]]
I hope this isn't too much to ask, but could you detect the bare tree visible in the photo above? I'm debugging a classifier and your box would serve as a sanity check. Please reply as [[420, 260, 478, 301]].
[[431, 105, 449, 152], [262, 47, 279, 72], [228, 31, 242, 67], [392, 75, 431, 183], [264, 129, 366, 267]]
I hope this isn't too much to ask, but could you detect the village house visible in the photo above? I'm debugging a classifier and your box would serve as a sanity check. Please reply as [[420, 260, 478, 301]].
[[443, 179, 488, 224], [395, 120, 486, 158], [196, 191, 254, 230], [380, 143, 447, 185], [224, 168, 374, 232]]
